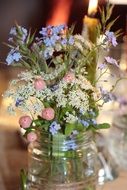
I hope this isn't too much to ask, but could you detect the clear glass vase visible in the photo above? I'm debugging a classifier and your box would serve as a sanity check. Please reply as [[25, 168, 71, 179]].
[[108, 114, 127, 169], [27, 131, 97, 190]]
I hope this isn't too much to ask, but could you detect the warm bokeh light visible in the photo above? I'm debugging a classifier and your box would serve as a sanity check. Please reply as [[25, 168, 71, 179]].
[[88, 0, 98, 16], [46, 0, 72, 26], [109, 0, 127, 4]]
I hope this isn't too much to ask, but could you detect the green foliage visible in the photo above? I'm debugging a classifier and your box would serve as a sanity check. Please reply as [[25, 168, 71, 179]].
[[20, 169, 27, 190]]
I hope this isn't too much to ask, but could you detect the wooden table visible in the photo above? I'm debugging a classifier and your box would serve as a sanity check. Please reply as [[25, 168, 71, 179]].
[[0, 129, 127, 190]]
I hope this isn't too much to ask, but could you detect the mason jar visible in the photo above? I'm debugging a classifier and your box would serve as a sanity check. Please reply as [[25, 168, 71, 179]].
[[27, 131, 97, 190]]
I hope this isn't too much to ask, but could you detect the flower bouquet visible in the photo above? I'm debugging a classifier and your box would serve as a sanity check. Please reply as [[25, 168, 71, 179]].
[[4, 4, 121, 190]]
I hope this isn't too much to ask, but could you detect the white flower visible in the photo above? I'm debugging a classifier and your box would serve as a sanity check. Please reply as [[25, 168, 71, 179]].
[[64, 112, 78, 123], [74, 35, 85, 43], [74, 41, 83, 52]]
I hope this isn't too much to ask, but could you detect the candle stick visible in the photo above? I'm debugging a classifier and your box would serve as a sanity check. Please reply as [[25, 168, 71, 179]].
[[83, 0, 99, 84], [83, 0, 99, 43]]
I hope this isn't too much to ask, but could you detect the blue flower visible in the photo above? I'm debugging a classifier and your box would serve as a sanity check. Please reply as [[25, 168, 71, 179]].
[[50, 84, 59, 92], [39, 27, 48, 37], [65, 139, 77, 150], [6, 49, 22, 65], [13, 52, 22, 61], [61, 38, 67, 45], [105, 31, 118, 47], [68, 36, 74, 45], [44, 47, 54, 59], [10, 27, 17, 35], [91, 119, 97, 125], [88, 109, 96, 117], [80, 119, 89, 127], [70, 130, 79, 139], [6, 53, 14, 65], [100, 87, 114, 103], [15, 99, 23, 107], [49, 121, 61, 135], [21, 27, 28, 41], [52, 24, 66, 34], [44, 38, 53, 47]]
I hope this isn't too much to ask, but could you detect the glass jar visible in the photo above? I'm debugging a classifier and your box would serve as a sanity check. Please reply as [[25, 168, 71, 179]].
[[108, 114, 127, 169], [27, 131, 97, 190]]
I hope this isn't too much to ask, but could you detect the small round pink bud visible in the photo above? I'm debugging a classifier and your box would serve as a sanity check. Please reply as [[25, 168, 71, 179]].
[[34, 78, 46, 91], [63, 72, 75, 83], [19, 115, 32, 129], [41, 107, 55, 121], [27, 132, 37, 142]]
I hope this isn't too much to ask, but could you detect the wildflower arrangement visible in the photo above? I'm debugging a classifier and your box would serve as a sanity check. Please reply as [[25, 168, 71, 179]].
[[4, 5, 121, 147]]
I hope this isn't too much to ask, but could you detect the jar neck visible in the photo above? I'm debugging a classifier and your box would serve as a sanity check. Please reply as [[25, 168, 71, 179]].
[[36, 131, 93, 149]]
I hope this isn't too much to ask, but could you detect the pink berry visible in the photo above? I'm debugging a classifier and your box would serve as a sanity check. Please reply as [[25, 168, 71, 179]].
[[41, 107, 55, 121], [63, 72, 75, 83], [27, 132, 37, 142], [19, 115, 32, 129], [34, 78, 46, 91]]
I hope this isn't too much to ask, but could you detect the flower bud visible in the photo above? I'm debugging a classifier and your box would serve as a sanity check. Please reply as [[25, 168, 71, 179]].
[[41, 107, 55, 121], [19, 115, 32, 129], [34, 78, 46, 91], [27, 132, 37, 142], [63, 72, 75, 83]]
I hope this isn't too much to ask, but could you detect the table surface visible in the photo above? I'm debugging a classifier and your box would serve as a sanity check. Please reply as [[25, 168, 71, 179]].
[[0, 129, 127, 190]]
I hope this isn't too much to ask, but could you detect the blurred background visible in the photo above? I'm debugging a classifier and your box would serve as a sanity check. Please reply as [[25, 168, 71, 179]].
[[0, 0, 127, 189], [0, 0, 127, 127]]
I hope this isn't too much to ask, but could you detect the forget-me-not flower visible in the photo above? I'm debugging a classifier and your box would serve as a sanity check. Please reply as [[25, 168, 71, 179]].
[[105, 31, 118, 47], [104, 56, 119, 68], [65, 139, 77, 151], [6, 49, 22, 65], [49, 121, 61, 135]]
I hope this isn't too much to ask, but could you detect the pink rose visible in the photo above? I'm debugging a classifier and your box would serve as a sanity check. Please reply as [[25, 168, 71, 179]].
[[63, 72, 75, 83], [34, 78, 46, 91], [41, 107, 55, 121], [19, 115, 32, 129], [27, 132, 37, 142]]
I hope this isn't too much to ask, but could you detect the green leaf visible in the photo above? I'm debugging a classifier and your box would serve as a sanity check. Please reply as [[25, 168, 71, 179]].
[[20, 169, 27, 190], [76, 123, 85, 132], [96, 123, 110, 129], [65, 123, 75, 136], [106, 16, 119, 31]]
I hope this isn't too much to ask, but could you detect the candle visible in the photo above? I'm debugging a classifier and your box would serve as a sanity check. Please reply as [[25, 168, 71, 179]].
[[83, 0, 99, 43], [83, 0, 99, 84]]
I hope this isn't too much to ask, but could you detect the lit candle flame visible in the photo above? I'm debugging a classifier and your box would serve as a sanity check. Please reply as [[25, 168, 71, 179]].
[[88, 0, 98, 16]]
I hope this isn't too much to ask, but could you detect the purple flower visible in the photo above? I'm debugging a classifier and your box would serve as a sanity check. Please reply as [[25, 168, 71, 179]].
[[6, 49, 22, 65], [105, 31, 118, 47], [61, 38, 67, 45], [49, 121, 61, 135], [104, 56, 119, 67], [100, 87, 114, 103], [98, 64, 106, 70]]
